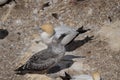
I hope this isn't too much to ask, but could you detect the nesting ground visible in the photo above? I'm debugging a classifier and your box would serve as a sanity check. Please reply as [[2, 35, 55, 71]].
[[0, 0, 120, 80]]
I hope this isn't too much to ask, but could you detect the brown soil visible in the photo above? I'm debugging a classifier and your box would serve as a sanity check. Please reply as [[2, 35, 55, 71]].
[[0, 0, 120, 80]]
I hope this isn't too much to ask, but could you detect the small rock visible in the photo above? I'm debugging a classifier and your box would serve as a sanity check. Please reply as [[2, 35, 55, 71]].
[[0, 0, 14, 7], [0, 29, 9, 39], [52, 13, 58, 19], [108, 16, 112, 22], [42, 2, 50, 10]]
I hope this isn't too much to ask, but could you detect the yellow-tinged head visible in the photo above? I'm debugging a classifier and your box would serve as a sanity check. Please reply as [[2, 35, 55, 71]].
[[40, 23, 55, 37], [92, 71, 101, 80]]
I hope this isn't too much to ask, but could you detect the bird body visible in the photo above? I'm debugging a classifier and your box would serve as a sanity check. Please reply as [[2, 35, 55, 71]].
[[54, 25, 79, 45], [54, 25, 78, 38], [15, 35, 66, 74]]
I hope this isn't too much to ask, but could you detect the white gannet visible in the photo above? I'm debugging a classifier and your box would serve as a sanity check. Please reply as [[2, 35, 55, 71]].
[[60, 72, 101, 80], [40, 23, 89, 45]]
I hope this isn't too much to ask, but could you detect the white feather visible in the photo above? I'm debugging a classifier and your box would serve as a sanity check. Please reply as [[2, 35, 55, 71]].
[[71, 75, 93, 80]]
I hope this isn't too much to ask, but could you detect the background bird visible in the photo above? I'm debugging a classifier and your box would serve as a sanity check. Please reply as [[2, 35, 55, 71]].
[[0, 0, 15, 6], [60, 72, 101, 80], [15, 34, 66, 75], [0, 0, 16, 22], [40, 23, 90, 45], [69, 0, 85, 4]]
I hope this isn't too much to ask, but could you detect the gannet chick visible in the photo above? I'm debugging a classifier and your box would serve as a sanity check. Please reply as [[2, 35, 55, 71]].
[[40, 23, 89, 45], [60, 72, 101, 80], [15, 34, 66, 75]]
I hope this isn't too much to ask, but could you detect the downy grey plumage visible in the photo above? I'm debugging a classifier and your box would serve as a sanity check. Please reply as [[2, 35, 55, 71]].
[[15, 34, 66, 75]]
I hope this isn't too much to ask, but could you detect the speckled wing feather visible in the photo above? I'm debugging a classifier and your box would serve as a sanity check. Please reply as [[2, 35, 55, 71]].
[[15, 34, 66, 75], [25, 49, 58, 70], [15, 49, 58, 72]]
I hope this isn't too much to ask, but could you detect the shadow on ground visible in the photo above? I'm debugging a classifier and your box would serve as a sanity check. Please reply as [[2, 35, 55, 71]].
[[48, 55, 86, 74], [65, 36, 93, 52]]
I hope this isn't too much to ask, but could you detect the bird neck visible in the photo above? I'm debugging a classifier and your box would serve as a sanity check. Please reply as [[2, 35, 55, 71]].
[[49, 44, 65, 54], [40, 32, 53, 44]]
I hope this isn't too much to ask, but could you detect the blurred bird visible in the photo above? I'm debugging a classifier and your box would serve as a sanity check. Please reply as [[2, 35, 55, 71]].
[[15, 34, 66, 75], [0, 0, 16, 22], [60, 72, 101, 80], [40, 23, 90, 45], [69, 0, 85, 4], [0, 0, 15, 6]]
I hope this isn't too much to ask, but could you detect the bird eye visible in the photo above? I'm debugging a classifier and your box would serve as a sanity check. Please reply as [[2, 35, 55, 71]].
[[39, 28, 43, 33]]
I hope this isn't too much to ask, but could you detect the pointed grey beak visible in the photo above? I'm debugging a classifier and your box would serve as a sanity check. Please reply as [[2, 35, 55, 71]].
[[33, 26, 43, 34], [39, 28, 43, 33]]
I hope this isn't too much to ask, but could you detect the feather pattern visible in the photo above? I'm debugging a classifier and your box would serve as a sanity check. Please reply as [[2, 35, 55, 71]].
[[15, 34, 66, 75]]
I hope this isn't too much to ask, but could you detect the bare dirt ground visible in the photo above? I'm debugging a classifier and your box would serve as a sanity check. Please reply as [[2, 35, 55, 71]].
[[0, 0, 120, 80]]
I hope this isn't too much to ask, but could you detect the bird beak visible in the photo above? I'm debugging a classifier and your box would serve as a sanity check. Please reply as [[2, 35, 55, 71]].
[[39, 28, 43, 33]]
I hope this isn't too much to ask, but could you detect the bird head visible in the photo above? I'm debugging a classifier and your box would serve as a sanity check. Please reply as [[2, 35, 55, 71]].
[[40, 23, 55, 44], [40, 23, 55, 37], [92, 71, 101, 80]]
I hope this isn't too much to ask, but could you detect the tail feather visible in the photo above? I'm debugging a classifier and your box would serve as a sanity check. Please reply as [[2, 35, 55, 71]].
[[65, 26, 90, 46], [60, 72, 72, 80], [15, 65, 25, 71], [77, 26, 90, 34], [65, 72, 72, 79], [14, 65, 28, 75]]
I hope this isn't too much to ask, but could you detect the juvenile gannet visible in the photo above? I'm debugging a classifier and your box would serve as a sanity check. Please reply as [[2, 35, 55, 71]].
[[15, 34, 66, 75]]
